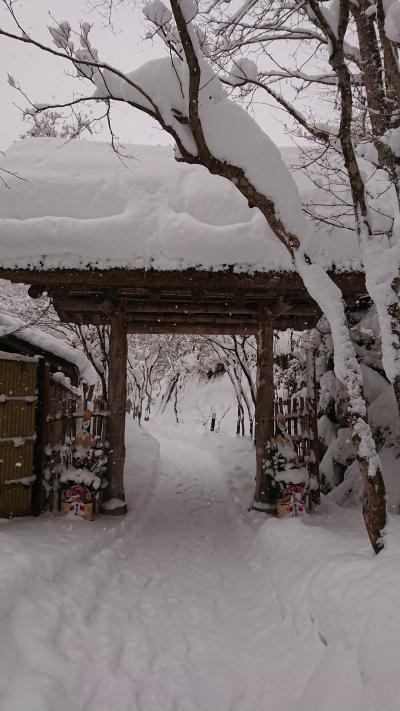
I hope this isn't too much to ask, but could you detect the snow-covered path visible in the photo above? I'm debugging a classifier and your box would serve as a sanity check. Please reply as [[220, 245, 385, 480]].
[[1, 421, 400, 711]]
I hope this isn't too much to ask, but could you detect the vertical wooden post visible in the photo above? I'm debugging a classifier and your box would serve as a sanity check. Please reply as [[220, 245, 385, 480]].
[[306, 342, 321, 506], [100, 314, 128, 515], [254, 308, 274, 507], [32, 358, 47, 516]]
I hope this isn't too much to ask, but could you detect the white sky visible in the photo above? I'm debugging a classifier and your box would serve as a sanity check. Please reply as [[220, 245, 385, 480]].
[[0, 0, 292, 151]]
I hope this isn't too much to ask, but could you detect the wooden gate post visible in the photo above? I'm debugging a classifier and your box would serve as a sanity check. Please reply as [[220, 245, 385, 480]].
[[254, 308, 274, 507], [306, 338, 321, 506], [100, 314, 128, 515]]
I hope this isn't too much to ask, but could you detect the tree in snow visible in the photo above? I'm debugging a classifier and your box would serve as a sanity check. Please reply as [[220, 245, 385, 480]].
[[317, 298, 400, 510], [205, 335, 256, 437], [21, 108, 93, 140], [0, 0, 387, 551], [203, 0, 400, 423]]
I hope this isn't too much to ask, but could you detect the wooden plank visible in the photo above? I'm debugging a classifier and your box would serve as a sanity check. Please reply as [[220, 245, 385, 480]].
[[101, 315, 128, 515], [0, 399, 36, 439], [59, 311, 315, 332], [299, 396, 305, 436], [0, 484, 32, 518], [55, 299, 258, 316], [0, 265, 365, 291], [127, 314, 257, 325], [32, 359, 47, 516], [126, 323, 259, 335], [254, 308, 274, 505], [0, 441, 35, 484], [293, 397, 298, 437], [306, 345, 321, 506], [0, 358, 37, 397]]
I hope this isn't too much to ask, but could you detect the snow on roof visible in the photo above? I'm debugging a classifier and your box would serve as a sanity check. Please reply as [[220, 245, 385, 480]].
[[0, 312, 97, 385], [0, 138, 361, 273]]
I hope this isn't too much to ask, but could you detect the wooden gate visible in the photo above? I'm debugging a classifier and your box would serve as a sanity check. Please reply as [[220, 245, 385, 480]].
[[0, 354, 38, 516]]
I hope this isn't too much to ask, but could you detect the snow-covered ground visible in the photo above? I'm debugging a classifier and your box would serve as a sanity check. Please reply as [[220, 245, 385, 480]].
[[1, 418, 399, 711]]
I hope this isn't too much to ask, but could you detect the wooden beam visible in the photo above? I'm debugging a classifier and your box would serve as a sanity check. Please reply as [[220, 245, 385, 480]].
[[100, 314, 128, 516], [127, 314, 256, 326], [57, 309, 316, 332], [127, 323, 259, 335], [52, 294, 318, 314], [54, 299, 257, 316], [0, 267, 366, 305], [254, 308, 275, 508]]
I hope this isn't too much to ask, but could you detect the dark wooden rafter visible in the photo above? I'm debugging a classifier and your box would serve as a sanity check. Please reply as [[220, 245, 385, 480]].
[[14, 266, 364, 293]]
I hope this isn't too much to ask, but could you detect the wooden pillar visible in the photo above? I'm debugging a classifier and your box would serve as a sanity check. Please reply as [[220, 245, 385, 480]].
[[254, 308, 274, 506], [100, 314, 128, 515], [306, 342, 321, 506]]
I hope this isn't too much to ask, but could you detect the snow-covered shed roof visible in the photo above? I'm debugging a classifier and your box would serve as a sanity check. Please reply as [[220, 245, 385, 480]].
[[0, 138, 361, 274], [0, 312, 97, 385]]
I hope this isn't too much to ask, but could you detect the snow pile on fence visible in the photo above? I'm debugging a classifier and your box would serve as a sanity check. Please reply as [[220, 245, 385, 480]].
[[0, 138, 360, 273], [0, 311, 97, 384]]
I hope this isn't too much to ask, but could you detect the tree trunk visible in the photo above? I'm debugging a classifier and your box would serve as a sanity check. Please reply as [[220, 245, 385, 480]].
[[236, 402, 243, 435], [249, 417, 254, 440], [360, 458, 386, 554], [328, 22, 400, 431], [299, 261, 386, 552], [240, 410, 245, 436], [376, 0, 400, 128], [101, 314, 128, 515]]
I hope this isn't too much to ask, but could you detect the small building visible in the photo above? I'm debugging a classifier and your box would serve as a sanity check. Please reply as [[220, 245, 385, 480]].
[[0, 312, 97, 517]]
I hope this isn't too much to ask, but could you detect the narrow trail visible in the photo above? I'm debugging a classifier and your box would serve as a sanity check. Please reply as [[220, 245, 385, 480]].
[[0, 423, 326, 711]]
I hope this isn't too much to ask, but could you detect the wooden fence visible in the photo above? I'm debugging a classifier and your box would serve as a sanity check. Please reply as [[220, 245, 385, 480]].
[[274, 395, 310, 458], [45, 391, 108, 513], [0, 352, 109, 517]]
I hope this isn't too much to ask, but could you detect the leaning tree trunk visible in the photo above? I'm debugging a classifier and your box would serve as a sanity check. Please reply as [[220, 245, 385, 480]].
[[299, 261, 386, 553], [350, 4, 400, 407], [323, 7, 400, 436]]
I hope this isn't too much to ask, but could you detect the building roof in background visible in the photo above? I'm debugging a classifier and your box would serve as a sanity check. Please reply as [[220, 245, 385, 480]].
[[0, 312, 97, 384]]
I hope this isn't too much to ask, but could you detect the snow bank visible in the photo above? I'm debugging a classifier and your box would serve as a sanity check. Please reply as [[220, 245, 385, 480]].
[[0, 420, 159, 623], [0, 138, 360, 273], [1, 416, 400, 710], [0, 311, 97, 384], [254, 509, 400, 711]]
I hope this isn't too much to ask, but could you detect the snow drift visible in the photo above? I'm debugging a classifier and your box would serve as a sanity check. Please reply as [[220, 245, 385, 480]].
[[0, 138, 360, 273]]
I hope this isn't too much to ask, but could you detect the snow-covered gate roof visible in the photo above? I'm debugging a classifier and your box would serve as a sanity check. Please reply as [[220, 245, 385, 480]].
[[0, 138, 365, 332], [0, 138, 362, 274]]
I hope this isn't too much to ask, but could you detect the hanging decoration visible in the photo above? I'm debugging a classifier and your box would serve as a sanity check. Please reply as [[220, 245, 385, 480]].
[[263, 412, 310, 517], [61, 409, 108, 520]]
